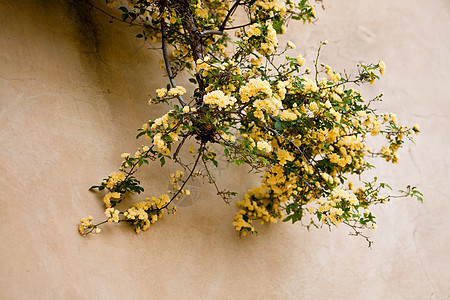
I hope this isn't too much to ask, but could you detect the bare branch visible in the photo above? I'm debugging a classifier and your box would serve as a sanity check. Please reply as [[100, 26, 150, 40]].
[[344, 221, 374, 249], [219, 0, 241, 31], [161, 16, 187, 106], [201, 30, 225, 37], [161, 144, 204, 210]]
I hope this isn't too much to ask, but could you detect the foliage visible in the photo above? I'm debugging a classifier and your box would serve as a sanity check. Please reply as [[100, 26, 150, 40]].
[[80, 0, 422, 245]]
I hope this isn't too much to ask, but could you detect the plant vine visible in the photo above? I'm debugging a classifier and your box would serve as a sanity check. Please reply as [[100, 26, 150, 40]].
[[79, 0, 422, 247]]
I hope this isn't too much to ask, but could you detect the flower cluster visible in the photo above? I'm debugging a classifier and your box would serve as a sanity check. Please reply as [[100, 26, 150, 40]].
[[105, 208, 120, 223], [154, 86, 187, 99], [78, 216, 94, 235], [104, 172, 125, 189], [123, 195, 170, 233], [233, 186, 281, 236], [203, 90, 237, 109], [242, 22, 279, 55]]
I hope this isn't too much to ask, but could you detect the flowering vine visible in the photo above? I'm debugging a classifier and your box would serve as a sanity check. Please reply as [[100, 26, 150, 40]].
[[80, 0, 422, 246]]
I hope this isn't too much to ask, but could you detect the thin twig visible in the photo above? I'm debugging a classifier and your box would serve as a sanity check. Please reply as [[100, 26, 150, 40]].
[[161, 144, 204, 209], [202, 159, 232, 204], [201, 30, 225, 37], [314, 43, 324, 86], [85, 220, 109, 235], [344, 221, 374, 249], [173, 135, 188, 163], [86, 0, 152, 29], [219, 0, 241, 31], [161, 15, 187, 107]]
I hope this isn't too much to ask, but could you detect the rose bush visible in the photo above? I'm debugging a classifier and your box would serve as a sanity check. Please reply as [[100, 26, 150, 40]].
[[80, 0, 422, 246]]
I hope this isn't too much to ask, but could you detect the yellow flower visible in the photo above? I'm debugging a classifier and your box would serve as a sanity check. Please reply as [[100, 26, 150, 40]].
[[251, 57, 262, 66], [325, 65, 333, 77], [390, 113, 398, 126], [106, 0, 116, 8], [296, 54, 306, 66], [195, 7, 209, 19], [330, 73, 341, 84], [257, 140, 272, 153], [309, 102, 318, 112], [280, 110, 297, 121], [168, 86, 186, 96], [103, 193, 113, 207], [203, 90, 236, 108], [239, 78, 272, 103], [276, 149, 294, 165], [246, 23, 262, 37], [379, 60, 386, 75]]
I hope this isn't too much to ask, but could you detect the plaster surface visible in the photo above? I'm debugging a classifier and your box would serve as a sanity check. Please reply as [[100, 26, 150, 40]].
[[1, 0, 449, 299]]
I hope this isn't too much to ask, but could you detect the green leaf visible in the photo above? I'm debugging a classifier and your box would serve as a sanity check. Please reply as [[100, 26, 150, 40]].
[[272, 20, 284, 34], [380, 182, 392, 190], [160, 157, 165, 167], [283, 214, 294, 222], [128, 12, 137, 21], [274, 121, 285, 131]]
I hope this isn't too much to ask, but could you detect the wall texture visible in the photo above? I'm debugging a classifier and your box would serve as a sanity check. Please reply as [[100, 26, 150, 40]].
[[1, 0, 449, 299]]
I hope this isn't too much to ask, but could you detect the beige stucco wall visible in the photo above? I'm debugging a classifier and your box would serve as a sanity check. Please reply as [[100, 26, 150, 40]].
[[1, 0, 449, 299]]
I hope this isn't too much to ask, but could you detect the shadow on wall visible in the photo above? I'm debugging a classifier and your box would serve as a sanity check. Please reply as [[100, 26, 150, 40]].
[[58, 0, 170, 172], [61, 0, 164, 110]]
